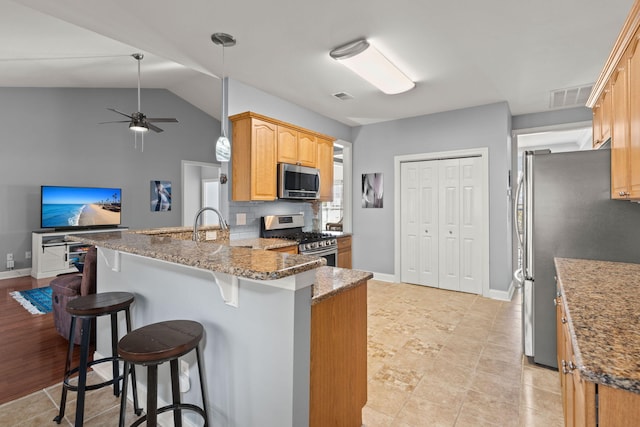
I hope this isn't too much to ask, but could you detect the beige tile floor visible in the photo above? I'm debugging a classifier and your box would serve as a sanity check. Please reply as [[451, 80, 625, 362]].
[[0, 280, 563, 426], [363, 280, 563, 427]]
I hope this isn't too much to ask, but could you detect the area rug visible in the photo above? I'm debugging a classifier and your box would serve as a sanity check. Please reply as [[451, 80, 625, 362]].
[[10, 286, 52, 314]]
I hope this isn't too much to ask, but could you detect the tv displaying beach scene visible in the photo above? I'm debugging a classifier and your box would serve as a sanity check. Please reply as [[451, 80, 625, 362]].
[[41, 186, 122, 229]]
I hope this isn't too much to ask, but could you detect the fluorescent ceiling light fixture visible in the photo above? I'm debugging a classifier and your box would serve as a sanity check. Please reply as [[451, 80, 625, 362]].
[[330, 39, 415, 95]]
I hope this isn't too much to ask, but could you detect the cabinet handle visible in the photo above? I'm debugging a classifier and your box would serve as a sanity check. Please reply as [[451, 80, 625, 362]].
[[561, 317, 567, 324], [561, 360, 576, 374], [553, 298, 557, 306]]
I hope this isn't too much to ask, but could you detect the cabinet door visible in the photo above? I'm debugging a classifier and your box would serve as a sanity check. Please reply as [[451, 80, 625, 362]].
[[601, 86, 612, 143], [41, 245, 68, 273], [277, 125, 298, 164], [297, 131, 317, 167], [611, 57, 630, 199], [251, 119, 278, 200], [571, 363, 596, 427], [337, 236, 352, 269], [628, 34, 640, 198], [592, 103, 602, 148], [317, 137, 334, 201]]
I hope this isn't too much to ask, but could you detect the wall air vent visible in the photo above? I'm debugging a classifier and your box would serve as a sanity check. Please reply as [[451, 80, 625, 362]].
[[332, 92, 354, 101], [549, 84, 593, 109]]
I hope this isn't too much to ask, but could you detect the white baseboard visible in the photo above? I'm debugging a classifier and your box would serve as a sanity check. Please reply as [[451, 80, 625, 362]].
[[371, 272, 395, 282], [93, 351, 201, 427], [0, 268, 31, 280], [489, 281, 516, 301]]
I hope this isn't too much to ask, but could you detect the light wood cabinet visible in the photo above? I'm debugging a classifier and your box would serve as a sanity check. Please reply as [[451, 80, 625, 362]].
[[316, 137, 334, 201], [337, 235, 352, 269], [268, 244, 298, 255], [230, 113, 278, 201], [230, 111, 335, 201], [310, 282, 367, 427], [628, 34, 640, 198], [592, 86, 612, 149], [588, 1, 640, 200], [611, 52, 631, 199], [277, 127, 317, 167], [557, 294, 596, 427]]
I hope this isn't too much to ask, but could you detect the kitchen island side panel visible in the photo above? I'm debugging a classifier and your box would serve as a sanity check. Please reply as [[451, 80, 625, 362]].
[[95, 247, 313, 427]]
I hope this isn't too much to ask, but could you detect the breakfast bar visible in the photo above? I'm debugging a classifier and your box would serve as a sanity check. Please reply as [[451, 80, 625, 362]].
[[66, 230, 371, 427]]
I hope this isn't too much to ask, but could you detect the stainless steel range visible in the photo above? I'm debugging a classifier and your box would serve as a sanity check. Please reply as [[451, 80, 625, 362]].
[[261, 214, 337, 266]]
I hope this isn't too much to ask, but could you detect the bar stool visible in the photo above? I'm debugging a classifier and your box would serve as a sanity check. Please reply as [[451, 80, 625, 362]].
[[54, 292, 141, 426], [118, 320, 208, 427]]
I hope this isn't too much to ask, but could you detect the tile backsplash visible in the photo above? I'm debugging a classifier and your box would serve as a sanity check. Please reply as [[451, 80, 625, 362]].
[[228, 200, 315, 239]]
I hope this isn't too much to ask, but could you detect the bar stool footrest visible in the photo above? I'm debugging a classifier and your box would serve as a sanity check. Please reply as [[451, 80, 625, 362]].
[[130, 403, 207, 427], [62, 356, 125, 394]]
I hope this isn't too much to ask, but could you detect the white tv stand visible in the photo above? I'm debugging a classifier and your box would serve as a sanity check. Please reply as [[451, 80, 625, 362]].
[[31, 228, 126, 279]]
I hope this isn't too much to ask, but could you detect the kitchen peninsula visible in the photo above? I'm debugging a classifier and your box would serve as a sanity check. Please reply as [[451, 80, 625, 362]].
[[66, 229, 371, 427]]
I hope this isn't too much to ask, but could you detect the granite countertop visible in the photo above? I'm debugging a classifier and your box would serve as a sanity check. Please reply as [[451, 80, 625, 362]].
[[554, 257, 640, 393], [66, 230, 324, 281], [312, 266, 372, 304]]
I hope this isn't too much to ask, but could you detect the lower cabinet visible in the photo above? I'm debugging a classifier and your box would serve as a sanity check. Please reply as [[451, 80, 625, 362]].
[[337, 235, 352, 269], [268, 245, 298, 255], [556, 294, 640, 426], [310, 282, 367, 426]]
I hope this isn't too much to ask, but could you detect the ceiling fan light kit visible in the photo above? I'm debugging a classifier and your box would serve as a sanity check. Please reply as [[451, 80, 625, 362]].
[[101, 52, 178, 150], [330, 38, 415, 95], [211, 32, 236, 163]]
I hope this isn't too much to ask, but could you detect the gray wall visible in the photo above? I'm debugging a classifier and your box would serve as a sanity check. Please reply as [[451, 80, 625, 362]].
[[351, 102, 513, 292], [0, 87, 218, 270]]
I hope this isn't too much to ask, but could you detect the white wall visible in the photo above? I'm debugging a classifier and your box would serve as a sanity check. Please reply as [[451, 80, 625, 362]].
[[351, 102, 513, 292]]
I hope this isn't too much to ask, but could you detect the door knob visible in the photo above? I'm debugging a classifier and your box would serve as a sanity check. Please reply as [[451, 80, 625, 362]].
[[449, 230, 452, 234]]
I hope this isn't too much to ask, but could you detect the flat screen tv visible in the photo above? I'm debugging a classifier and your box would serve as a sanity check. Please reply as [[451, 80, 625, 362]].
[[41, 186, 122, 230]]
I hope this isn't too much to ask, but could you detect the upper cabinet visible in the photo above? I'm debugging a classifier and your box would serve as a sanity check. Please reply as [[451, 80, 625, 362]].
[[592, 85, 611, 149], [230, 111, 335, 201], [587, 0, 640, 200], [316, 137, 334, 202], [231, 113, 278, 201], [277, 127, 317, 167]]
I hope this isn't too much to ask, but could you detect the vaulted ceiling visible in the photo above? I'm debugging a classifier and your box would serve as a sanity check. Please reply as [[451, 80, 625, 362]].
[[1, 0, 634, 127]]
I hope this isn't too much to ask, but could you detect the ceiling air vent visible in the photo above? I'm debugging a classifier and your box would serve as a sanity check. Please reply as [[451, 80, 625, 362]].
[[332, 92, 354, 101], [549, 84, 593, 109]]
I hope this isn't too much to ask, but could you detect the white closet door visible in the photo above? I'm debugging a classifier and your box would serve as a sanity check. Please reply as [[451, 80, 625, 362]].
[[400, 163, 420, 284], [438, 159, 460, 291], [401, 161, 439, 286], [459, 157, 483, 294]]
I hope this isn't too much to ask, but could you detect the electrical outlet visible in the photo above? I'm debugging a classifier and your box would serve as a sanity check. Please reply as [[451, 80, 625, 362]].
[[236, 213, 246, 226], [6, 260, 14, 270], [6, 253, 13, 261], [25, 251, 31, 259]]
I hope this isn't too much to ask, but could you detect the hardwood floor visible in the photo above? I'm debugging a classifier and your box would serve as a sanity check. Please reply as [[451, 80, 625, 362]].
[[0, 275, 83, 405]]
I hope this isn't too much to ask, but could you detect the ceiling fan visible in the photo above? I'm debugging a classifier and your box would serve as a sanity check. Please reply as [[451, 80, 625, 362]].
[[101, 53, 178, 150]]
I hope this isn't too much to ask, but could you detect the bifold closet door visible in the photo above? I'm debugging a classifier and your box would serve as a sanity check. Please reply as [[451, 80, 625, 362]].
[[438, 157, 483, 293], [400, 157, 482, 294], [400, 162, 439, 286]]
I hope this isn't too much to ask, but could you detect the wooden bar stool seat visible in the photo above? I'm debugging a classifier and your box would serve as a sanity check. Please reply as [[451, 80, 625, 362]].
[[118, 320, 209, 427], [54, 292, 141, 426]]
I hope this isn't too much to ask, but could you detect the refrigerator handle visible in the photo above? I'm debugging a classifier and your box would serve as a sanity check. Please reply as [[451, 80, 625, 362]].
[[514, 172, 524, 249]]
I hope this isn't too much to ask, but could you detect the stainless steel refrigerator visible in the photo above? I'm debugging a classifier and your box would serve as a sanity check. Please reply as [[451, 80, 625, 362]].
[[515, 148, 640, 368]]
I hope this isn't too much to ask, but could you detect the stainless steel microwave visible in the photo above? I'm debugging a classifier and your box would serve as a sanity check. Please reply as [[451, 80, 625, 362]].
[[278, 163, 320, 200]]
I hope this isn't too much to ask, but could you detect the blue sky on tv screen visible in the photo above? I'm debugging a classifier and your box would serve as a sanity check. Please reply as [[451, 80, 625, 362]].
[[42, 187, 121, 204]]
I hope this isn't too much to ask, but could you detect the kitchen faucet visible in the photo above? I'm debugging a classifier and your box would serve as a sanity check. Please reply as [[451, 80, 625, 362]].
[[192, 207, 229, 241]]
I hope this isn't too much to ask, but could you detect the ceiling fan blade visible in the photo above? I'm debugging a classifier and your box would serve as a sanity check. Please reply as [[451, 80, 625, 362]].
[[147, 123, 164, 133], [99, 120, 130, 124], [147, 118, 179, 123], [107, 108, 133, 119]]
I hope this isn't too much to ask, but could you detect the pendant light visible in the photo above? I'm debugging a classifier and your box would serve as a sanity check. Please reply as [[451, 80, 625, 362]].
[[211, 32, 236, 162]]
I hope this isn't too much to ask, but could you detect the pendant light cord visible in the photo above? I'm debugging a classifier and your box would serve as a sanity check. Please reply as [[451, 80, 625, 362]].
[[221, 44, 226, 138]]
